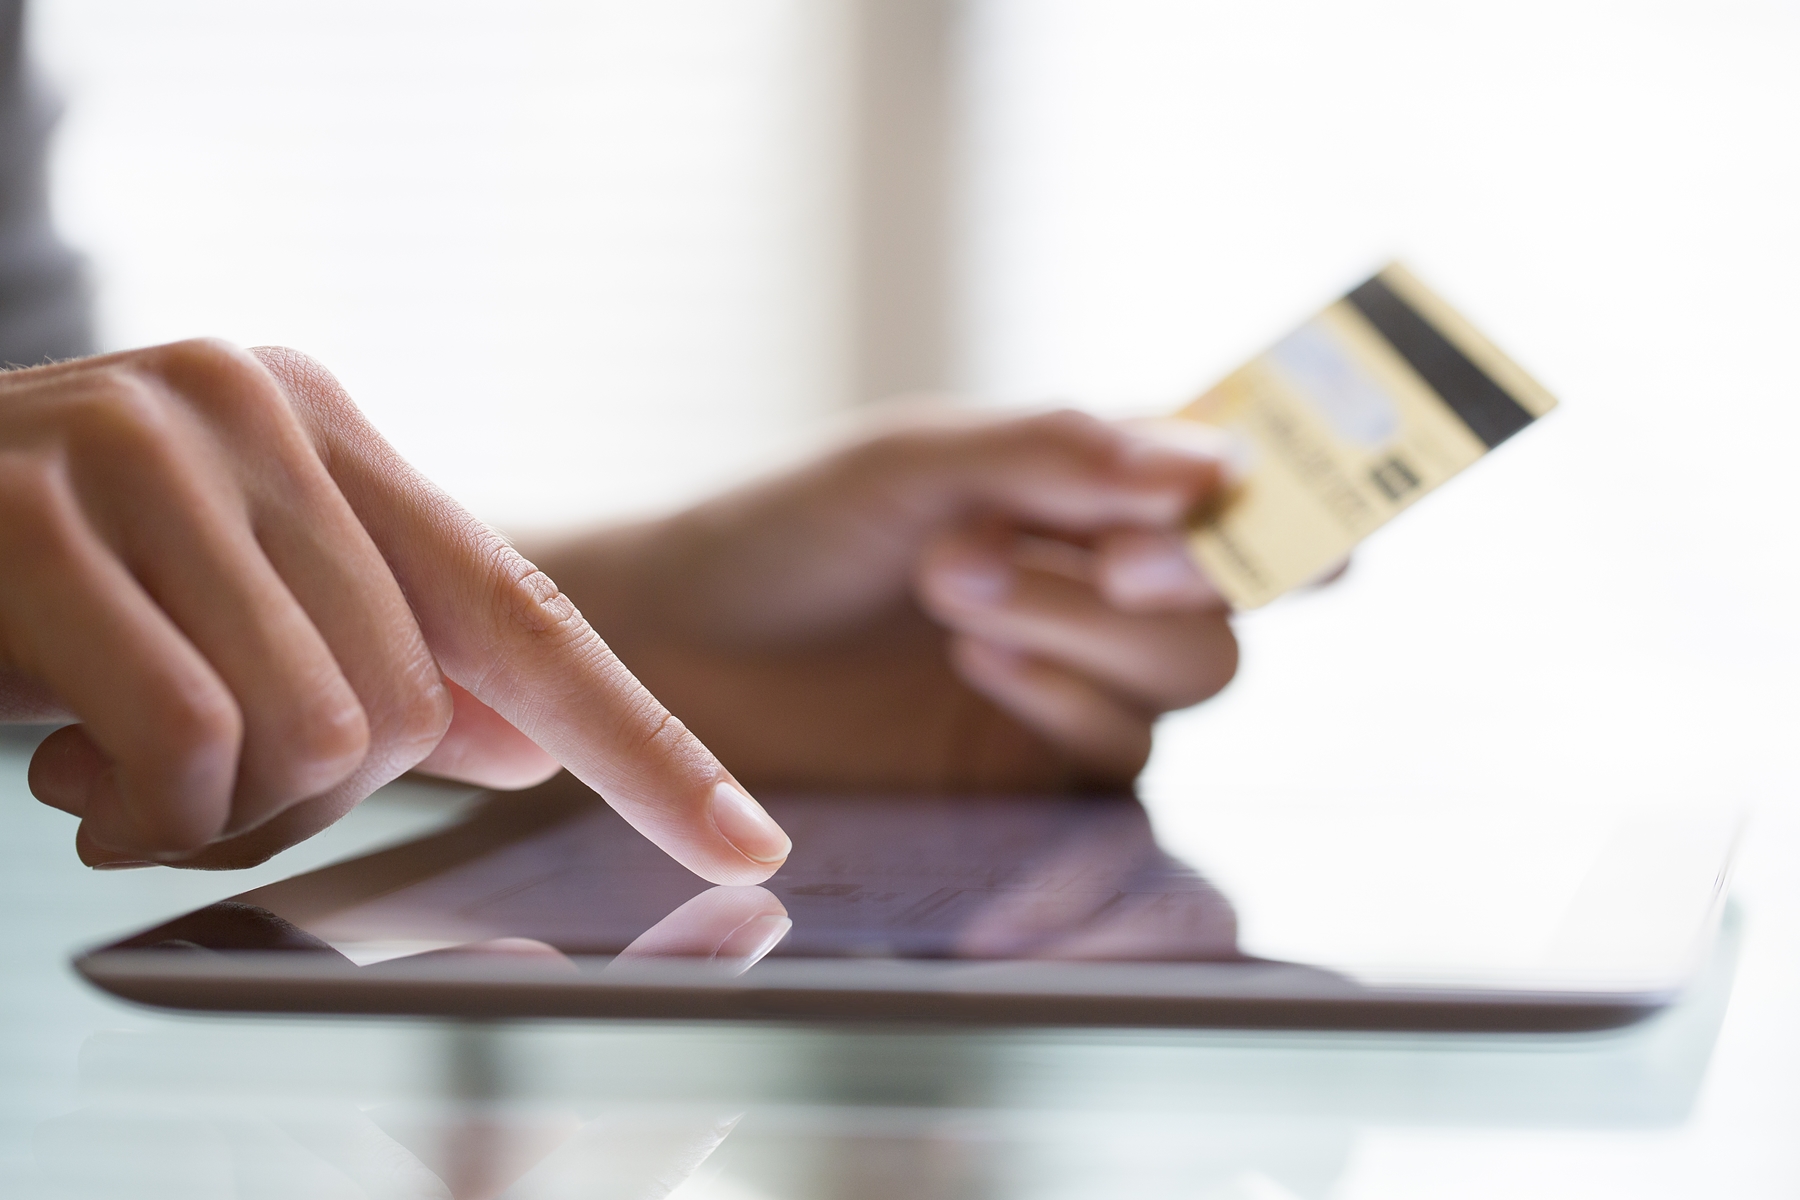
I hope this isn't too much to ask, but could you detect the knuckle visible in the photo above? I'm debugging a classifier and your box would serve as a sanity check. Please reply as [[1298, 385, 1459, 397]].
[[1011, 408, 1122, 472], [57, 370, 236, 506], [845, 423, 927, 482], [842, 422, 975, 516], [365, 661, 455, 765], [150, 336, 259, 379], [164, 687, 241, 756], [124, 340, 336, 456], [395, 675, 455, 755], [850, 406, 983, 472], [71, 370, 178, 449], [619, 695, 716, 777], [283, 691, 372, 790], [0, 453, 73, 546], [489, 549, 588, 646], [1024, 406, 1112, 448], [153, 685, 243, 796], [627, 703, 683, 757], [154, 338, 299, 422], [572, 638, 709, 769]]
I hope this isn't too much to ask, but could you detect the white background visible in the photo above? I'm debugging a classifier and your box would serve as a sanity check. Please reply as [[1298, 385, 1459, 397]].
[[33, 0, 850, 528]]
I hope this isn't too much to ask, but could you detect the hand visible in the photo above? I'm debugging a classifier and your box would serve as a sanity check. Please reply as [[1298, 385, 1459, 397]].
[[0, 341, 790, 880], [533, 407, 1239, 792]]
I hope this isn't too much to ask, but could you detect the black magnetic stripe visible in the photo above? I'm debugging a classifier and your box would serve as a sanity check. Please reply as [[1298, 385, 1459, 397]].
[[1345, 275, 1535, 449]]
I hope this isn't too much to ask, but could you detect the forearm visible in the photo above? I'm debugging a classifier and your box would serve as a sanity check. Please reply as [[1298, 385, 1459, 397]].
[[515, 514, 1026, 791]]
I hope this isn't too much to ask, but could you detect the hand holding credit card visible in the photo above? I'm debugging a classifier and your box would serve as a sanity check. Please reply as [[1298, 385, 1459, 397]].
[[1177, 263, 1557, 609]]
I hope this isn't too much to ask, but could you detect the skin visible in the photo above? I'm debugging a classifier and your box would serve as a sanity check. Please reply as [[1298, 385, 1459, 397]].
[[0, 341, 781, 881], [0, 342, 1240, 878], [528, 406, 1240, 793]]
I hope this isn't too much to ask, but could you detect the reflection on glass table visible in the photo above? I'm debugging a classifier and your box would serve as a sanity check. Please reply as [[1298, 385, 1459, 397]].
[[37, 919, 1741, 1200], [79, 774, 1734, 1032], [122, 786, 1243, 967], [0, 737, 1760, 1200]]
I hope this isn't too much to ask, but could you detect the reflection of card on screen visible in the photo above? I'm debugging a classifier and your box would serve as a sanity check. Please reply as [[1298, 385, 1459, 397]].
[[1180, 264, 1558, 609]]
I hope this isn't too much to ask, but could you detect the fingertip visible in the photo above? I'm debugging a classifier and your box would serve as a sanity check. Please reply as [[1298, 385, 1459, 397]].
[[917, 532, 1014, 612], [46, 742, 199, 859], [706, 781, 791, 876], [1118, 417, 1252, 483], [27, 723, 104, 816], [1307, 557, 1352, 588], [699, 859, 783, 886], [1094, 529, 1223, 613], [75, 822, 157, 870], [80, 756, 234, 860]]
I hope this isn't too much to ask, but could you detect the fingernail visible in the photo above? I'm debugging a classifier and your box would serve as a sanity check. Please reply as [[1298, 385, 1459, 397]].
[[90, 860, 155, 871], [709, 782, 791, 865], [1123, 419, 1254, 485], [1117, 544, 1206, 595], [717, 914, 793, 967], [27, 768, 83, 812], [932, 558, 1011, 605]]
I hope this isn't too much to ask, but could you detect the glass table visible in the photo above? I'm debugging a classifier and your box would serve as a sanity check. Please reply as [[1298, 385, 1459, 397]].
[[4, 728, 1797, 1199]]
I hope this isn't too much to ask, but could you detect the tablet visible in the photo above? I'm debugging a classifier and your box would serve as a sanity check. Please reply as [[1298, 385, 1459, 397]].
[[76, 775, 1739, 1031]]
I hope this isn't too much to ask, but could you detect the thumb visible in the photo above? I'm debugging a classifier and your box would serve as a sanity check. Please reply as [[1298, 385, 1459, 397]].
[[255, 348, 790, 884], [411, 678, 562, 790]]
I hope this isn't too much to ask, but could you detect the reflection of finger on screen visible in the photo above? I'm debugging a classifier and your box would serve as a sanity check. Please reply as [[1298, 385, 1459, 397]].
[[615, 885, 792, 974]]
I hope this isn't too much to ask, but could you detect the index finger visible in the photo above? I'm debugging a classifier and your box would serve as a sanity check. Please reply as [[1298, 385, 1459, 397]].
[[865, 408, 1242, 534], [253, 348, 790, 884]]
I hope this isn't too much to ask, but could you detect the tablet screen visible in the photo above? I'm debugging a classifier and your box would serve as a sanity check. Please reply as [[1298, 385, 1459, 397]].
[[104, 777, 1734, 996]]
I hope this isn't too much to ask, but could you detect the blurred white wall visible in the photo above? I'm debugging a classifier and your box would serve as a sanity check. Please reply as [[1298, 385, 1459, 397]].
[[31, 0, 853, 530]]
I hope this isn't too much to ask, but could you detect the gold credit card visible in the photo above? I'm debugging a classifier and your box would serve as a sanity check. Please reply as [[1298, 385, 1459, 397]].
[[1179, 263, 1557, 609]]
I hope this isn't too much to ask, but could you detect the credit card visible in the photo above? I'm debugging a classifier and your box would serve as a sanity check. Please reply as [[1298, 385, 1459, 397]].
[[1179, 263, 1557, 609]]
